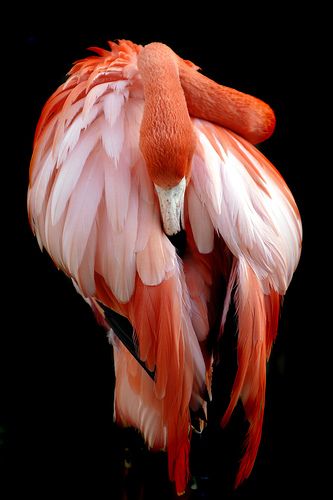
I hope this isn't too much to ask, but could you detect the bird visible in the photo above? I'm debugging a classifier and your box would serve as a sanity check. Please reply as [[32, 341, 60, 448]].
[[27, 39, 302, 495]]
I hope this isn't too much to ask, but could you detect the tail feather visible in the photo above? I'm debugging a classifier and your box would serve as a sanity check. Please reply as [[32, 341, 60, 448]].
[[265, 290, 281, 359], [221, 257, 279, 486], [92, 269, 205, 496], [221, 259, 266, 428], [236, 342, 266, 486]]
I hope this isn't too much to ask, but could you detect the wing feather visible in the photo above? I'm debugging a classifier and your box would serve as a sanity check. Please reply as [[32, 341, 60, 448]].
[[50, 116, 103, 225], [61, 145, 104, 275], [189, 118, 302, 486], [104, 148, 132, 232], [191, 119, 302, 294]]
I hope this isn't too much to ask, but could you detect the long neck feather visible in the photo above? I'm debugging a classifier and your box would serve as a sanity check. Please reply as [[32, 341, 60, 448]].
[[178, 59, 275, 144], [138, 43, 195, 187]]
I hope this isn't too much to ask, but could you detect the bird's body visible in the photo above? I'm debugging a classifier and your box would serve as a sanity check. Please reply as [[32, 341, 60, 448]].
[[28, 40, 302, 495]]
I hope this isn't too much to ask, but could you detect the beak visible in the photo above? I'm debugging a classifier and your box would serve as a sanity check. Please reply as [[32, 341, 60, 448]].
[[154, 177, 186, 236]]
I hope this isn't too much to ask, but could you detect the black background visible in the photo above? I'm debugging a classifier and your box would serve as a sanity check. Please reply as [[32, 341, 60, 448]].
[[2, 6, 320, 499]]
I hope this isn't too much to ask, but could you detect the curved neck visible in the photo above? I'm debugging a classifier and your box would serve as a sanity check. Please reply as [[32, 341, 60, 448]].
[[178, 59, 275, 144], [138, 43, 195, 188]]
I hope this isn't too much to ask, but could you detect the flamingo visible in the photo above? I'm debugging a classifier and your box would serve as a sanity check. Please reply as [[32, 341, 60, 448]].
[[27, 40, 302, 495]]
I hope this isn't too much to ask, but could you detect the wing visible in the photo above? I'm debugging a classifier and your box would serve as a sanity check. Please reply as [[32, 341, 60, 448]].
[[187, 118, 302, 485], [27, 40, 206, 495]]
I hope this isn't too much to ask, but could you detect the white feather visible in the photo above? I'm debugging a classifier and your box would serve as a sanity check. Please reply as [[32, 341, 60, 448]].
[[29, 151, 56, 218], [82, 82, 111, 120], [102, 108, 125, 161], [191, 120, 302, 294], [50, 116, 103, 225], [61, 145, 105, 275], [103, 91, 127, 127]]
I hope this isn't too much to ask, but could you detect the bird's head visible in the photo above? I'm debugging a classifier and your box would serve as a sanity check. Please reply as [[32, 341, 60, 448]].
[[138, 43, 196, 235]]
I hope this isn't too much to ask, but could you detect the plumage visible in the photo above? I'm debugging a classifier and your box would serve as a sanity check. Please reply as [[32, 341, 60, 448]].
[[28, 39, 302, 495]]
